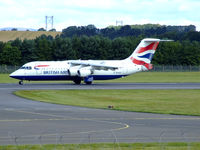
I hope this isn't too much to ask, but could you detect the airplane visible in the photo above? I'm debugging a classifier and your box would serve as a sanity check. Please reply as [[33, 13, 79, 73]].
[[9, 38, 171, 85]]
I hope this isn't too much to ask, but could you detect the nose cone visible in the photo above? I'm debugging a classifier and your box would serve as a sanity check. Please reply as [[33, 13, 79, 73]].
[[9, 71, 19, 79]]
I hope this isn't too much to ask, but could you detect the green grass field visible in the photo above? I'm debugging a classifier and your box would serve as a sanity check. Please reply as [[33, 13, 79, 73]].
[[0, 74, 19, 83], [1, 142, 200, 150], [2, 72, 200, 83], [15, 89, 200, 116]]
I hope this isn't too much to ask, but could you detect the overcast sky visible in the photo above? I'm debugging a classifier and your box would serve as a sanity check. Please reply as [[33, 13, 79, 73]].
[[0, 0, 199, 31]]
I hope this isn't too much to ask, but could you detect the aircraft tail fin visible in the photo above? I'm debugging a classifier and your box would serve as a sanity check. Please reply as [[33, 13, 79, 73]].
[[127, 38, 161, 70]]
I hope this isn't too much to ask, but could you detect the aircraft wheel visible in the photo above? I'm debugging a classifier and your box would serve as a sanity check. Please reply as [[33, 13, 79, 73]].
[[73, 78, 81, 85], [19, 80, 23, 85], [85, 81, 92, 85]]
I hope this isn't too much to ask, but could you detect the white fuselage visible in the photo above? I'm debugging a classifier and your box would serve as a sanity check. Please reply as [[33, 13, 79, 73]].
[[10, 59, 143, 82]]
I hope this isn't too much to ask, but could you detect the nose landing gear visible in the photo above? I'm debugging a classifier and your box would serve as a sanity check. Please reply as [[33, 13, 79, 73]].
[[19, 80, 23, 85]]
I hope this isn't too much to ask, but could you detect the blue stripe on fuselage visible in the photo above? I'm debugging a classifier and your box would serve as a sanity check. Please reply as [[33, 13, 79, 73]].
[[93, 75, 125, 80], [10, 75, 126, 81]]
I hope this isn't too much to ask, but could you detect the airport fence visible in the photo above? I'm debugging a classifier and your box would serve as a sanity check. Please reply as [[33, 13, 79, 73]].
[[0, 65, 200, 73], [0, 130, 199, 149], [0, 65, 20, 74], [151, 65, 200, 72]]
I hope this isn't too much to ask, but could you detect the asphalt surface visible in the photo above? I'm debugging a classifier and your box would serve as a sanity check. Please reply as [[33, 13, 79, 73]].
[[1, 82, 200, 90], [0, 83, 200, 145]]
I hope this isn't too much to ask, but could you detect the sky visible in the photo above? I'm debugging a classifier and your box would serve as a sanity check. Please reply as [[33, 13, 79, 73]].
[[0, 0, 199, 31]]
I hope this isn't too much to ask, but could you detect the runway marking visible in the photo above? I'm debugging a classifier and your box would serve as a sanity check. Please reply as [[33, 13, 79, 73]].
[[80, 117, 200, 120], [5, 109, 66, 118], [2, 109, 200, 139], [0, 118, 77, 122], [1, 117, 200, 123], [5, 109, 200, 121], [4, 109, 129, 137]]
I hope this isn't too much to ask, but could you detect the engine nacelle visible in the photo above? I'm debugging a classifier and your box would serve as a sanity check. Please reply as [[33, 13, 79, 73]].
[[77, 68, 92, 77], [68, 68, 79, 76]]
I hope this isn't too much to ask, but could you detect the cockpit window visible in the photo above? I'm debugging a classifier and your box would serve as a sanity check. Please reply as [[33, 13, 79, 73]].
[[20, 66, 26, 69], [26, 66, 32, 70], [20, 66, 32, 70]]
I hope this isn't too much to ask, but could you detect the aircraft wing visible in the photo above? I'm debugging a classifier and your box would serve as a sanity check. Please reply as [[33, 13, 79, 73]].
[[68, 60, 119, 70]]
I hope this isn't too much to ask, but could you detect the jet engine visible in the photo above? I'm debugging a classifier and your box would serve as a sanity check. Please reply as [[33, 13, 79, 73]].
[[77, 68, 92, 77], [68, 66, 92, 77], [68, 67, 79, 76], [77, 67, 92, 77]]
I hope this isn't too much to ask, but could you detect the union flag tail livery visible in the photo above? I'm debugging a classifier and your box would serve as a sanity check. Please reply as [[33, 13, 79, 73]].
[[10, 38, 172, 85], [128, 38, 160, 70]]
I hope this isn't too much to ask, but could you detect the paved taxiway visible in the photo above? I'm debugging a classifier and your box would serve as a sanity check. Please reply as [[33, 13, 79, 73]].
[[0, 83, 200, 145], [1, 82, 200, 90]]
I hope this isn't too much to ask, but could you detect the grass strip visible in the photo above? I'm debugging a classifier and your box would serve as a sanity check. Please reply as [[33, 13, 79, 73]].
[[1, 142, 200, 150], [101, 71, 200, 83], [15, 89, 200, 116]]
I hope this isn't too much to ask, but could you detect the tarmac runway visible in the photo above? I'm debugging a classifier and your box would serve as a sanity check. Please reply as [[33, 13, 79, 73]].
[[1, 82, 200, 90], [0, 83, 200, 145]]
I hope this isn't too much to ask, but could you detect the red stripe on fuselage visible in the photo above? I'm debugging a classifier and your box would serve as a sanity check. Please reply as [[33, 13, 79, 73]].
[[137, 42, 159, 53], [35, 65, 49, 68]]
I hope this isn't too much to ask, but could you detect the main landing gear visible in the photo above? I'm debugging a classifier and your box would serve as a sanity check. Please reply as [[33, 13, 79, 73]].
[[84, 81, 92, 85], [73, 80, 92, 85], [84, 76, 93, 85], [73, 77, 93, 85], [19, 80, 23, 85], [73, 77, 81, 85]]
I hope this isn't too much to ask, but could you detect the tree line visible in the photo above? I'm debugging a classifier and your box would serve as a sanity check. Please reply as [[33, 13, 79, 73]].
[[61, 24, 197, 40], [0, 24, 200, 66]]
